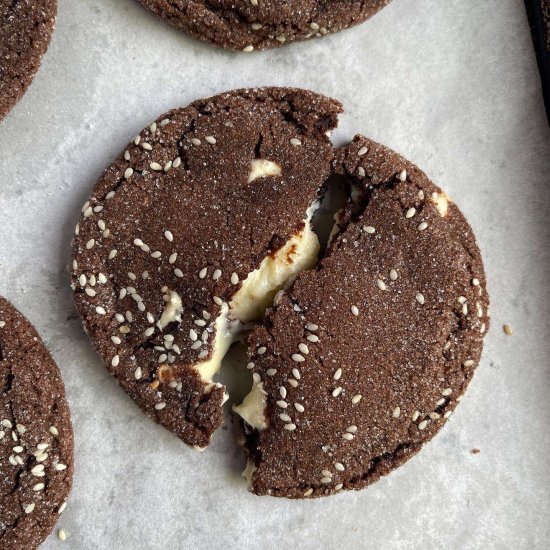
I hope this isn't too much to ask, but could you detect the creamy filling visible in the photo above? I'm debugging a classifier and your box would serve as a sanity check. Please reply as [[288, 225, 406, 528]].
[[158, 290, 183, 329], [232, 374, 269, 430], [432, 191, 451, 217], [247, 159, 282, 183]]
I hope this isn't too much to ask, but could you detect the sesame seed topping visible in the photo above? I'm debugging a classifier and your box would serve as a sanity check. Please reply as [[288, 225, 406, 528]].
[[155, 402, 166, 410], [416, 293, 425, 305], [320, 476, 332, 484], [377, 279, 387, 291], [305, 323, 318, 331], [251, 22, 262, 30], [288, 379, 298, 388], [266, 368, 277, 376], [351, 305, 359, 316], [298, 343, 309, 355], [111, 355, 120, 366], [292, 353, 305, 362], [390, 269, 398, 281], [174, 268, 184, 278], [357, 166, 366, 177], [441, 388, 452, 396], [55, 463, 68, 471], [332, 387, 342, 397], [284, 423, 296, 431], [444, 410, 453, 419], [307, 334, 319, 343], [134, 367, 142, 379], [257, 346, 266, 355], [164, 230, 174, 242], [342, 433, 354, 441], [33, 483, 45, 492], [292, 368, 301, 380], [279, 387, 287, 399], [243, 45, 254, 52], [143, 327, 155, 337], [392, 406, 401, 418], [363, 225, 376, 234], [205, 135, 216, 144], [352, 394, 362, 404], [436, 397, 446, 406], [346, 425, 358, 433], [290, 138, 302, 146], [333, 368, 342, 381], [95, 306, 106, 315], [213, 269, 222, 281], [417, 221, 428, 231], [418, 420, 428, 430], [279, 413, 291, 422], [85, 239, 95, 250], [246, 362, 254, 370], [49, 426, 59, 436], [357, 146, 368, 156], [463, 359, 475, 367], [303, 488, 313, 496], [399, 169, 407, 181], [405, 207, 416, 218], [294, 403, 305, 412], [276, 400, 288, 409], [24, 503, 35, 514], [412, 410, 420, 421], [335, 462, 345, 471], [169, 252, 177, 264], [173, 157, 182, 168], [231, 272, 239, 285], [108, 249, 117, 259], [58, 529, 67, 541], [429, 412, 440, 420], [58, 502, 67, 514], [124, 167, 133, 179]]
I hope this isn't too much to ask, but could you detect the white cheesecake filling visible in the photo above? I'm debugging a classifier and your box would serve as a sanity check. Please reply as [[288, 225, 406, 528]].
[[432, 191, 451, 217], [158, 290, 183, 329], [247, 159, 282, 183], [232, 374, 268, 430]]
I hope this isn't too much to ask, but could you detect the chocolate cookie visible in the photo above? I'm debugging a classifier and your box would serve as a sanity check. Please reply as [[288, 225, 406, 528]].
[[238, 136, 489, 498], [0, 296, 73, 548], [0, 0, 57, 121], [135, 0, 391, 51], [72, 87, 342, 448]]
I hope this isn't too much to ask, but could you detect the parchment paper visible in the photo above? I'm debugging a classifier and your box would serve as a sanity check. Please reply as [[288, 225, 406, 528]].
[[0, 0, 549, 548]]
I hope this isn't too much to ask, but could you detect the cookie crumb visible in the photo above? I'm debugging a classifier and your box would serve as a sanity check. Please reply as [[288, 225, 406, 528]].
[[471, 448, 480, 454]]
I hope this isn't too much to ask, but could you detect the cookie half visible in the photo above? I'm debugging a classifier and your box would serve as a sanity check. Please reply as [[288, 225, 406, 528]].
[[135, 0, 391, 51], [0, 0, 57, 121], [72, 87, 342, 448], [238, 136, 489, 498], [0, 296, 73, 548]]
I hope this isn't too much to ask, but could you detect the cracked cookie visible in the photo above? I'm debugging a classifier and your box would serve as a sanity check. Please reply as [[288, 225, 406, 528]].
[[0, 0, 57, 121], [71, 87, 342, 449], [134, 0, 391, 51], [239, 136, 489, 497], [0, 296, 73, 548]]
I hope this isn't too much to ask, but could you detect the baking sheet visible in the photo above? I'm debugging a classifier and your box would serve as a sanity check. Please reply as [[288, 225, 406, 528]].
[[1, 0, 549, 548]]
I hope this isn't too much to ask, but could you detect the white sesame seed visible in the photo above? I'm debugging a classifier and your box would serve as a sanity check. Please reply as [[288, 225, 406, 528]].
[[364, 225, 376, 234], [279, 413, 291, 422], [150, 162, 162, 171], [124, 167, 133, 179], [441, 388, 452, 396], [333, 368, 342, 381], [390, 269, 398, 281], [288, 379, 298, 388], [276, 400, 288, 409], [257, 346, 266, 355], [351, 305, 359, 316], [33, 483, 45, 492], [405, 207, 416, 218], [231, 272, 239, 285], [306, 323, 318, 331], [412, 411, 420, 421], [393, 406, 401, 418], [399, 169, 407, 181], [164, 161, 173, 172], [417, 221, 428, 231], [58, 502, 67, 514], [418, 420, 428, 430], [111, 355, 120, 366], [429, 412, 441, 420], [332, 387, 342, 397], [55, 463, 68, 471], [437, 398, 446, 406], [292, 353, 305, 363], [279, 387, 287, 399], [173, 157, 182, 168], [298, 343, 309, 355], [155, 402, 166, 410], [352, 394, 362, 404], [24, 503, 35, 514], [303, 488, 313, 496], [357, 166, 366, 178], [335, 462, 345, 472], [251, 22, 262, 30], [346, 425, 358, 433], [243, 45, 254, 52], [134, 367, 142, 379], [377, 279, 387, 291], [284, 423, 296, 431], [290, 138, 302, 146], [416, 293, 425, 305], [58, 529, 67, 541], [342, 433, 354, 441], [143, 327, 155, 337], [307, 334, 319, 343], [357, 146, 368, 156], [444, 410, 453, 419], [108, 249, 117, 260], [151, 251, 162, 259], [174, 268, 184, 278], [266, 368, 277, 376], [321, 469, 332, 478], [85, 239, 95, 249], [213, 296, 223, 305], [95, 306, 106, 315], [49, 426, 59, 436], [294, 403, 305, 413], [212, 269, 222, 281], [291, 368, 301, 380], [205, 135, 216, 144]]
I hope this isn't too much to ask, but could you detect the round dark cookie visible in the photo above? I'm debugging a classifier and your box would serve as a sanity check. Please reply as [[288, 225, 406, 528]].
[[0, 296, 73, 548], [241, 136, 489, 498], [0, 0, 57, 121], [134, 0, 391, 51], [72, 87, 342, 448]]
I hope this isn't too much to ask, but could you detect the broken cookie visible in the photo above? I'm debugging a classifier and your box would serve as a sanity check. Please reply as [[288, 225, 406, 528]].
[[0, 296, 73, 548]]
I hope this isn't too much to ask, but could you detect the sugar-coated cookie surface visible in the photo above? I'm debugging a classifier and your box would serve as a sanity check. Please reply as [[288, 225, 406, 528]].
[[0, 296, 73, 548], [242, 136, 489, 498], [135, 0, 391, 51], [72, 87, 341, 448], [0, 0, 57, 121]]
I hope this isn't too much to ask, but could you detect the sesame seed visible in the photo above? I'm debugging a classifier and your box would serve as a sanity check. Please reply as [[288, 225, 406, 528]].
[[55, 463, 68, 471], [243, 45, 254, 52], [292, 353, 305, 362], [418, 420, 428, 430], [95, 306, 106, 315], [276, 35, 286, 43], [443, 410, 453, 419], [357, 146, 368, 156], [151, 251, 162, 259], [150, 162, 162, 171], [246, 361, 254, 370], [213, 296, 223, 305], [377, 279, 387, 291], [351, 305, 359, 316], [58, 529, 67, 541], [335, 483, 344, 491], [352, 394, 362, 404], [294, 403, 305, 412], [292, 367, 301, 379], [284, 423, 296, 431], [429, 412, 440, 420], [346, 425, 358, 433], [436, 398, 446, 406], [191, 341, 202, 350], [303, 488, 313, 496], [173, 157, 182, 168], [298, 343, 309, 355], [321, 469, 332, 478], [305, 323, 318, 331], [231, 272, 239, 285], [257, 346, 266, 355], [390, 269, 398, 281], [143, 327, 155, 337], [85, 239, 95, 249], [155, 402, 166, 410], [276, 400, 288, 409], [405, 207, 416, 218], [472, 278, 480, 286], [392, 406, 401, 418], [111, 355, 120, 366], [307, 334, 319, 343], [279, 387, 287, 399], [332, 387, 343, 397], [164, 161, 173, 172], [58, 502, 67, 514], [164, 230, 174, 242], [169, 253, 177, 264], [364, 225, 376, 234], [174, 268, 184, 278], [266, 368, 277, 376], [417, 221, 428, 231], [335, 462, 345, 471], [279, 413, 291, 422], [189, 329, 198, 341], [108, 249, 117, 259], [251, 23, 262, 30], [124, 167, 133, 179], [503, 323, 513, 336], [412, 411, 420, 421], [213, 269, 222, 281], [333, 368, 342, 381], [462, 303, 469, 315], [342, 433, 354, 441], [142, 142, 152, 151], [399, 169, 407, 181], [33, 483, 45, 492], [134, 367, 142, 379], [290, 138, 302, 146], [416, 293, 425, 305], [441, 388, 452, 396], [205, 136, 216, 144], [288, 379, 298, 388], [24, 503, 35, 514], [49, 426, 59, 436], [463, 359, 475, 367]]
